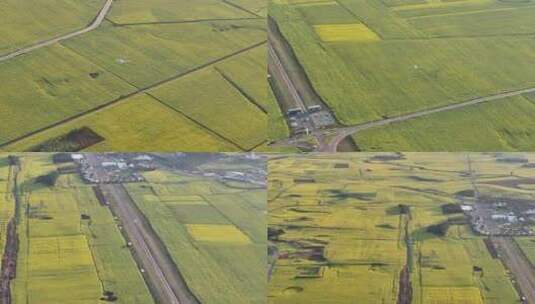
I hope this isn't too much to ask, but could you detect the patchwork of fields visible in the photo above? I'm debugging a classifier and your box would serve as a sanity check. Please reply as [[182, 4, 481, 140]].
[[0, 153, 267, 303], [8, 154, 153, 304], [125, 168, 266, 303], [268, 153, 535, 303], [0, 0, 271, 152], [270, 0, 535, 150]]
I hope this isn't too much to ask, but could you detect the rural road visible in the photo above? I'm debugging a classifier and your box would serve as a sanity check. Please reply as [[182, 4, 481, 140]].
[[494, 237, 535, 304], [0, 0, 113, 62], [314, 86, 535, 152], [101, 183, 199, 304], [267, 19, 535, 152]]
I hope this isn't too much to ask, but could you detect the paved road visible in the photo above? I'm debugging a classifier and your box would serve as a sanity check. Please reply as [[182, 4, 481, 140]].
[[0, 0, 113, 62], [494, 237, 535, 304], [268, 43, 307, 113], [101, 183, 199, 304], [314, 86, 535, 152]]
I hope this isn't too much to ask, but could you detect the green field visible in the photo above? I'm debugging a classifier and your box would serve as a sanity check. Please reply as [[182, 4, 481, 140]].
[[270, 0, 535, 150], [125, 169, 266, 303], [0, 0, 104, 53], [7, 154, 152, 304], [1, 0, 269, 152], [355, 95, 535, 151], [1, 94, 238, 152], [268, 153, 525, 304], [0, 153, 267, 303], [0, 44, 135, 145], [107, 0, 258, 24]]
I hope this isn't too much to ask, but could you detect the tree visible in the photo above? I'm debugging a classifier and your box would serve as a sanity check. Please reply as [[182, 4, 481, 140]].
[[35, 171, 60, 187]]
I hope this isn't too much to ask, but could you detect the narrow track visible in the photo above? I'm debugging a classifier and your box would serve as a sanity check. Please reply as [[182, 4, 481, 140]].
[[0, 0, 113, 62]]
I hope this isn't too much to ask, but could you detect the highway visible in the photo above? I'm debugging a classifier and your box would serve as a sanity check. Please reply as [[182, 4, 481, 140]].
[[268, 43, 307, 113], [494, 237, 535, 304], [101, 183, 199, 304], [0, 0, 113, 62]]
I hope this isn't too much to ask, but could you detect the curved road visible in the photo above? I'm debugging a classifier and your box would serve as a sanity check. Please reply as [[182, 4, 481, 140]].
[[0, 0, 113, 62]]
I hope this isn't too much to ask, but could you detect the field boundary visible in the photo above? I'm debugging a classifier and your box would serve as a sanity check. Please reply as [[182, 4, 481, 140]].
[[221, 0, 263, 18], [145, 93, 246, 150], [214, 67, 268, 114], [109, 17, 264, 27], [0, 41, 267, 150]]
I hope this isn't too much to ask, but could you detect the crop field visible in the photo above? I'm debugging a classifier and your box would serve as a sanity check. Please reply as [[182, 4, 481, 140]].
[[354, 94, 535, 151], [267, 87, 291, 143], [0, 0, 104, 53], [125, 168, 266, 303], [270, 0, 535, 150], [6, 154, 153, 304], [0, 153, 267, 303], [268, 153, 533, 304], [1, 0, 270, 152], [149, 63, 267, 150], [107, 0, 261, 24], [1, 94, 237, 152]]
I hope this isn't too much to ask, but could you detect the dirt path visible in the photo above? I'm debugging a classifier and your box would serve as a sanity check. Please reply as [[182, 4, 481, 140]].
[[101, 184, 199, 304], [314, 86, 535, 152], [465, 154, 480, 200], [493, 237, 535, 303], [397, 266, 411, 304], [0, 0, 113, 63]]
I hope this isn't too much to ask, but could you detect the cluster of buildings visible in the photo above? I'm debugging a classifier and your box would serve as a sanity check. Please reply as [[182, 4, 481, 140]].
[[74, 153, 154, 184], [467, 199, 535, 236]]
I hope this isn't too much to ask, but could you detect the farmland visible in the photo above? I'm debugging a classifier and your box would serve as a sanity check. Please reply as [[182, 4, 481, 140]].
[[268, 153, 535, 303], [0, 0, 104, 54], [0, 0, 270, 152], [355, 94, 535, 151], [0, 152, 267, 303], [124, 157, 267, 304], [4, 154, 153, 304], [269, 0, 535, 151]]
